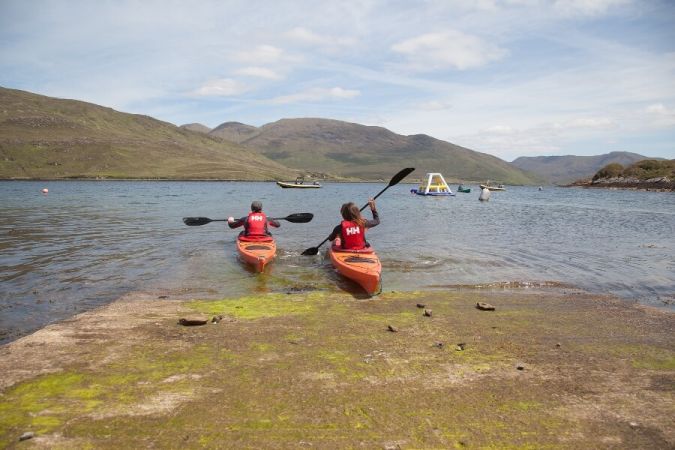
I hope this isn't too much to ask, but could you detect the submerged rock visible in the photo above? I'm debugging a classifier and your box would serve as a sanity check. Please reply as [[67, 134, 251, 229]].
[[423, 309, 433, 317], [19, 432, 34, 441], [387, 325, 399, 333]]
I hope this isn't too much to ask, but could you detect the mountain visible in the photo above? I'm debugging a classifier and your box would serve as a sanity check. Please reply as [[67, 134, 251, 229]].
[[179, 123, 211, 134], [212, 118, 541, 184], [511, 152, 653, 184], [0, 87, 294, 180], [209, 122, 259, 143]]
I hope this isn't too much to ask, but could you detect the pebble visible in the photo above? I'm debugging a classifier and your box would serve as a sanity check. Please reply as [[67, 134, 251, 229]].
[[629, 421, 639, 428], [433, 342, 444, 349], [516, 363, 525, 370], [178, 316, 208, 326], [19, 432, 34, 441], [158, 295, 169, 299], [416, 303, 426, 308], [423, 309, 432, 317], [387, 325, 398, 333], [211, 315, 224, 324], [556, 343, 561, 348], [476, 302, 496, 311], [455, 343, 466, 351]]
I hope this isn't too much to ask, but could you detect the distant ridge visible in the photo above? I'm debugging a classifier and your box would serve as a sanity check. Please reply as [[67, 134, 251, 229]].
[[209, 122, 259, 143], [179, 123, 211, 134], [0, 87, 293, 180], [210, 117, 541, 184], [512, 152, 654, 184]]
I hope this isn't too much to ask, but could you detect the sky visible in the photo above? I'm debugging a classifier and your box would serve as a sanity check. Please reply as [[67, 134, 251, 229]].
[[1, 0, 674, 161]]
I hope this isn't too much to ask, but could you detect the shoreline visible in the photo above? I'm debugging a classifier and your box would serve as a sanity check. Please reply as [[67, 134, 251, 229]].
[[1, 287, 673, 448]]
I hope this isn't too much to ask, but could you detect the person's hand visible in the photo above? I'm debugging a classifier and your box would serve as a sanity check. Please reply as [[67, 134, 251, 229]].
[[227, 217, 235, 223], [368, 198, 376, 211]]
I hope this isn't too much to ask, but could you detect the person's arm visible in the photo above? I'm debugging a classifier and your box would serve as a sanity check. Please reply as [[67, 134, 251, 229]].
[[327, 224, 341, 241], [227, 217, 245, 229], [365, 198, 380, 228], [365, 209, 380, 228], [268, 219, 281, 228]]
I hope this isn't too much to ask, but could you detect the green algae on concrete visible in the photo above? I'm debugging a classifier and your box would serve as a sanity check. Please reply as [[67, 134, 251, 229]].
[[1, 289, 673, 448], [187, 292, 324, 319]]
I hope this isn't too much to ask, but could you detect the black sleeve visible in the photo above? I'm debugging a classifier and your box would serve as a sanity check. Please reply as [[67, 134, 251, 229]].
[[327, 224, 341, 241], [365, 209, 380, 228], [228, 217, 246, 229]]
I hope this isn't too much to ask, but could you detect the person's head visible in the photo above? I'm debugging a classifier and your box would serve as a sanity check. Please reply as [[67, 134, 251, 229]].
[[340, 202, 365, 227], [251, 201, 262, 212]]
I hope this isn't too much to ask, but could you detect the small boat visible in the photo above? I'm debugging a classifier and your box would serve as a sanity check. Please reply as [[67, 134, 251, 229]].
[[236, 237, 276, 272], [276, 176, 321, 189], [457, 185, 471, 193], [479, 182, 506, 191], [411, 173, 455, 196], [328, 246, 381, 296]]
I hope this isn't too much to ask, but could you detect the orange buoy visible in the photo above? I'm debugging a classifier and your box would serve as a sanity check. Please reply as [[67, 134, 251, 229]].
[[41, 188, 49, 194]]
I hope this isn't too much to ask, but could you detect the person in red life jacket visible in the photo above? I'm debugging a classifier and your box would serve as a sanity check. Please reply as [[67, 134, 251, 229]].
[[327, 198, 379, 250], [227, 201, 280, 238]]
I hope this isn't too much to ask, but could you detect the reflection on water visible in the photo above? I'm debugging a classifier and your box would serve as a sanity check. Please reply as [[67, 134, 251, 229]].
[[1, 180, 674, 343]]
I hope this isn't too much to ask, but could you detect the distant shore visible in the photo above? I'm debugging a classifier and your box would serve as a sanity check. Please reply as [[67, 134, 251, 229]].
[[566, 177, 674, 192], [1, 287, 673, 448]]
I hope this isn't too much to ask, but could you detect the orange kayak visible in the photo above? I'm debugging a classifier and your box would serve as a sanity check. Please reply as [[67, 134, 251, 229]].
[[236, 238, 276, 272], [328, 246, 381, 295]]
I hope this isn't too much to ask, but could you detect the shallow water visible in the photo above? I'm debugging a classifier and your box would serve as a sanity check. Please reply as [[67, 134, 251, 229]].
[[1, 180, 674, 343]]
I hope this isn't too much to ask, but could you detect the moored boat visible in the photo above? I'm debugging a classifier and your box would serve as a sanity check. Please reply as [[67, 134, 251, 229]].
[[328, 246, 381, 296], [236, 237, 277, 272], [457, 185, 471, 193], [479, 183, 506, 191], [276, 176, 321, 189]]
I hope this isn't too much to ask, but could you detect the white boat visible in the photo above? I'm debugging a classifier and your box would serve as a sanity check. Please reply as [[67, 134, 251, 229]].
[[276, 176, 322, 189]]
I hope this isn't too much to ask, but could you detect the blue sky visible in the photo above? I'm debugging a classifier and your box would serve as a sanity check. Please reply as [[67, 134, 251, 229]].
[[1, 0, 674, 161]]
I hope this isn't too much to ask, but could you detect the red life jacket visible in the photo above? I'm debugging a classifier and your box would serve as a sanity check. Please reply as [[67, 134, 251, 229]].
[[246, 212, 268, 236], [340, 220, 366, 250]]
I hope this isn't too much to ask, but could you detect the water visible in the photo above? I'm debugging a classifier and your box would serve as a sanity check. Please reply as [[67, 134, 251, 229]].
[[1, 180, 674, 344]]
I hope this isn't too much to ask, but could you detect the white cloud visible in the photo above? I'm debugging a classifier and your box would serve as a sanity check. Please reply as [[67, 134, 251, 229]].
[[285, 27, 356, 48], [235, 45, 286, 64], [192, 78, 248, 97], [271, 87, 360, 104], [642, 103, 675, 127], [553, 0, 630, 17], [391, 30, 508, 71], [234, 66, 282, 80]]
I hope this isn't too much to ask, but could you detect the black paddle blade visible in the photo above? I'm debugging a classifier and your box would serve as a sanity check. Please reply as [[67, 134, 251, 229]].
[[301, 246, 320, 256], [283, 213, 314, 223], [389, 167, 415, 186], [183, 217, 213, 226]]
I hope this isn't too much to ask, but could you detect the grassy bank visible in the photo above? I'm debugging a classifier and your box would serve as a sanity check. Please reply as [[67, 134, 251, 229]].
[[1, 289, 673, 448]]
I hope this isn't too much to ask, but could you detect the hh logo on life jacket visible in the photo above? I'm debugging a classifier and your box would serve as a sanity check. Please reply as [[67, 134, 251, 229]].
[[250, 216, 264, 221], [345, 226, 360, 236]]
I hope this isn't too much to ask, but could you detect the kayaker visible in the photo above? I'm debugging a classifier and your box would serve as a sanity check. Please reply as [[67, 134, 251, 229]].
[[328, 198, 379, 250], [227, 201, 280, 237]]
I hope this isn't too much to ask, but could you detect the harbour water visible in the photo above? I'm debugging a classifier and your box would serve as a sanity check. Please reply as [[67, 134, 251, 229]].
[[1, 180, 674, 344]]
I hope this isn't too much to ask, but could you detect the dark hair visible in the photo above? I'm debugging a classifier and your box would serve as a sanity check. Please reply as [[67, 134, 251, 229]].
[[251, 201, 262, 212], [340, 202, 365, 228]]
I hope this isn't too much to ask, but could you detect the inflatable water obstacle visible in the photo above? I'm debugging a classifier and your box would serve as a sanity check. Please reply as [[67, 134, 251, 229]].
[[410, 173, 455, 196]]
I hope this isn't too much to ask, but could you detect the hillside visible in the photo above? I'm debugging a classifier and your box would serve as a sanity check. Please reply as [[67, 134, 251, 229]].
[[511, 152, 651, 184], [574, 159, 675, 191], [214, 118, 541, 184], [0, 87, 294, 180]]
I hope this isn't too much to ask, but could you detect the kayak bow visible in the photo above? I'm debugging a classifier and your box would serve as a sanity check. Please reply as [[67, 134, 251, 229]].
[[328, 246, 382, 296], [236, 238, 277, 272]]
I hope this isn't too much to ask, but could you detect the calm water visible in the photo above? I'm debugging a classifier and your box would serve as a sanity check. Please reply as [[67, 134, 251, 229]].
[[1, 180, 674, 344]]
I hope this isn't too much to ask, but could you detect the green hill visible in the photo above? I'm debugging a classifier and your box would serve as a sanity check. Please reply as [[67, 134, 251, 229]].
[[218, 118, 541, 184], [511, 152, 653, 184], [0, 87, 294, 180]]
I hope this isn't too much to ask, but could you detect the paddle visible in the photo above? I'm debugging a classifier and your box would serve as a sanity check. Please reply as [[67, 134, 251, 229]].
[[183, 213, 313, 227], [301, 167, 415, 256]]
